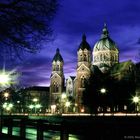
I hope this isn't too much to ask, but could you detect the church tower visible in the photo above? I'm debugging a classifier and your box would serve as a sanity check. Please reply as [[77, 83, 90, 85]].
[[50, 48, 64, 112], [75, 34, 92, 112], [93, 23, 119, 73]]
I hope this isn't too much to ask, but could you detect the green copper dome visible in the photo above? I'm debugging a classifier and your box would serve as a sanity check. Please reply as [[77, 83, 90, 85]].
[[93, 24, 118, 52], [78, 34, 91, 51], [52, 48, 63, 62]]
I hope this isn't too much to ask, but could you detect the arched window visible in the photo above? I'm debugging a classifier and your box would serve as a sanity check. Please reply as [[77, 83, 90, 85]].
[[80, 54, 83, 61], [53, 82, 59, 92], [84, 54, 87, 61], [56, 83, 59, 92], [101, 54, 103, 61], [53, 82, 56, 92], [56, 65, 59, 71], [81, 76, 86, 88]]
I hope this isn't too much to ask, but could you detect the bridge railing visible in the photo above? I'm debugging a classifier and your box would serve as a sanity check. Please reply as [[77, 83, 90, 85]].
[[0, 116, 69, 140]]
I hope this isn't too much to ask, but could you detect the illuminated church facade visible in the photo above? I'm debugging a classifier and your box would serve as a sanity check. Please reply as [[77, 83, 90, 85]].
[[49, 24, 139, 113]]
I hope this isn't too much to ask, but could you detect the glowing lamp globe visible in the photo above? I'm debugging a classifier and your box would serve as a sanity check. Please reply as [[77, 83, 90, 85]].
[[100, 88, 106, 94], [0, 73, 10, 85], [133, 96, 139, 103]]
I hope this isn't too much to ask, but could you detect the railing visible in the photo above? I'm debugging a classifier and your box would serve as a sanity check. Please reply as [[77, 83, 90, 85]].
[[1, 115, 140, 140], [0, 116, 69, 140]]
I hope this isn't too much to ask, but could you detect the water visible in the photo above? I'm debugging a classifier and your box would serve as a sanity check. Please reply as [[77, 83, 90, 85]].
[[2, 127, 80, 140]]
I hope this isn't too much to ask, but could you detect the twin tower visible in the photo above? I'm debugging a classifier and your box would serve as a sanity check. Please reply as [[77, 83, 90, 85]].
[[50, 24, 119, 113]]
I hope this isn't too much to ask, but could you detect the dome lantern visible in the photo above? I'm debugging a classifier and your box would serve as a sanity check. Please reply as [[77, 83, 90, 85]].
[[101, 23, 109, 39]]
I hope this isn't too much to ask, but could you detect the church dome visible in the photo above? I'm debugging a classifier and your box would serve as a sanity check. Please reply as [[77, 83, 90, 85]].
[[93, 24, 118, 52], [52, 48, 63, 62], [78, 34, 91, 51], [92, 24, 119, 73]]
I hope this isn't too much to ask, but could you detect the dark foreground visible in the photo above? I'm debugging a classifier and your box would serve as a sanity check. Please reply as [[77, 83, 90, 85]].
[[0, 133, 27, 140], [1, 115, 140, 140]]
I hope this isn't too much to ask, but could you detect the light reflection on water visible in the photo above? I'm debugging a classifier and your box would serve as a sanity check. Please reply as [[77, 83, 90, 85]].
[[2, 127, 80, 140]]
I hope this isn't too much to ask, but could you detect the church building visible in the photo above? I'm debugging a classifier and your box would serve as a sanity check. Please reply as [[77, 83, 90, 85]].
[[50, 24, 138, 113]]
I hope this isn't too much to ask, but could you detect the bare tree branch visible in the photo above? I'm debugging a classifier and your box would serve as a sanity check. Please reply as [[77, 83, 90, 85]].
[[0, 0, 58, 60]]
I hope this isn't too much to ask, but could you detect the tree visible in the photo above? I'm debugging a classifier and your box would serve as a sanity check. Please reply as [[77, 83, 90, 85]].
[[0, 0, 58, 59], [82, 73, 101, 114]]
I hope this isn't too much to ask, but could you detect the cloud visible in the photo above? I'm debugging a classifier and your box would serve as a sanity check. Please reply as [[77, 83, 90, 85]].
[[2, 0, 140, 87]]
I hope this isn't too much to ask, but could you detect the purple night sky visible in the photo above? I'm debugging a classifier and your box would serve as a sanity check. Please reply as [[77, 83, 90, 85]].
[[5, 0, 140, 87]]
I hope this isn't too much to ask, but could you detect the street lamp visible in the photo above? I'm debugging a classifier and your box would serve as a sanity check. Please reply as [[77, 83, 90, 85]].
[[0, 69, 19, 87], [0, 72, 10, 85], [65, 101, 70, 107], [100, 88, 106, 94], [30, 98, 41, 115], [33, 98, 38, 103], [99, 88, 107, 114], [29, 104, 41, 115], [61, 93, 66, 99], [2, 102, 13, 115], [3, 92, 9, 101], [35, 104, 41, 114], [65, 101, 70, 113], [132, 96, 139, 113]]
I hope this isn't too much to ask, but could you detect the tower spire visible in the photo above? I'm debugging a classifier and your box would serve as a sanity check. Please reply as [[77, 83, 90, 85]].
[[82, 34, 86, 41], [104, 22, 107, 28]]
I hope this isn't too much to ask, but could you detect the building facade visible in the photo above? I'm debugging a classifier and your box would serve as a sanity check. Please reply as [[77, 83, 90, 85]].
[[50, 48, 65, 113]]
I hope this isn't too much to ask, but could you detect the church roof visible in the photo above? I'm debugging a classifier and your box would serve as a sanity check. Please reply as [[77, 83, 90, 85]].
[[91, 65, 102, 74], [70, 76, 76, 80], [110, 60, 134, 74], [52, 48, 63, 62], [78, 34, 91, 51], [93, 24, 118, 52]]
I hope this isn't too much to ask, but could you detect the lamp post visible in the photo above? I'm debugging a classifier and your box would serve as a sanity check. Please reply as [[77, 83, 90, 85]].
[[2, 102, 13, 115], [100, 88, 107, 114], [65, 101, 70, 113], [35, 104, 41, 115], [33, 98, 38, 114], [132, 96, 139, 114], [3, 92, 9, 100], [29, 98, 41, 115], [61, 93, 67, 113]]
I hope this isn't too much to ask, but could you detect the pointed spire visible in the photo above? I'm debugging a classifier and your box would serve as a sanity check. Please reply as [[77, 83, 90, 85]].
[[78, 34, 91, 51], [104, 22, 107, 28], [101, 23, 109, 39], [82, 34, 86, 41], [52, 48, 63, 62], [56, 48, 59, 53]]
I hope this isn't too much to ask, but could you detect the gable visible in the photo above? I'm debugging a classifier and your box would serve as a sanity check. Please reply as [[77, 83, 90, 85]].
[[51, 73, 61, 80], [77, 64, 90, 72]]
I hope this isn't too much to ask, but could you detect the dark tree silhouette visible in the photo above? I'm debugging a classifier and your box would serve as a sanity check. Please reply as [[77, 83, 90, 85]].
[[82, 69, 136, 114], [0, 0, 58, 59], [82, 72, 101, 114]]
